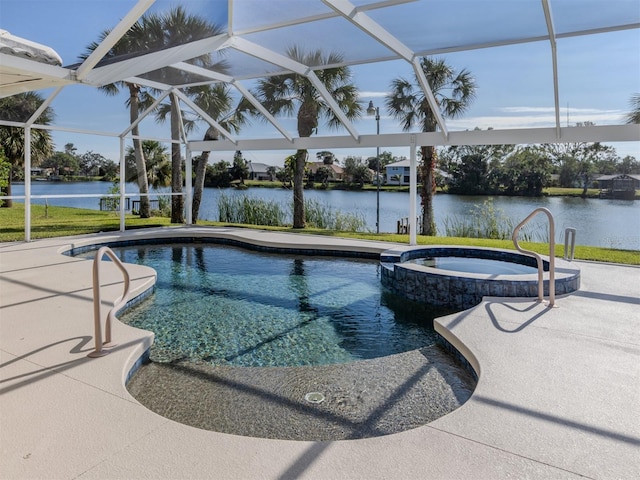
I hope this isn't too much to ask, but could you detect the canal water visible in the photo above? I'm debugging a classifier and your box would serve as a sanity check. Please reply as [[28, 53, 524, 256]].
[[9, 181, 640, 250]]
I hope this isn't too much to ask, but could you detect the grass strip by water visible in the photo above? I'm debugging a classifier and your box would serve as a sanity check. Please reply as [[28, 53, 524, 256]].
[[0, 204, 171, 240], [543, 187, 640, 199], [240, 182, 640, 199], [1, 204, 638, 265]]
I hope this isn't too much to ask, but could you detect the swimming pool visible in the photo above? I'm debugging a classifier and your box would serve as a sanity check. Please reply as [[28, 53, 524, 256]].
[[77, 240, 476, 441], [104, 243, 456, 367]]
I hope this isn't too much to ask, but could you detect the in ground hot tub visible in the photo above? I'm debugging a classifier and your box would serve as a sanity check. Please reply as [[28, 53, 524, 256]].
[[381, 246, 580, 310]]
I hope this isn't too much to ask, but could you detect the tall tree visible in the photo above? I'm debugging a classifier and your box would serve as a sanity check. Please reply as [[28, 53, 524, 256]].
[[41, 151, 79, 176], [79, 151, 108, 176], [151, 7, 225, 223], [231, 150, 249, 184], [155, 84, 238, 222], [241, 47, 361, 228], [316, 151, 336, 164], [0, 92, 55, 207], [314, 165, 332, 187], [188, 84, 240, 222], [500, 147, 551, 196], [386, 57, 476, 235], [64, 143, 78, 158], [620, 155, 640, 174], [540, 122, 617, 197], [439, 136, 514, 194], [343, 156, 372, 188], [447, 153, 491, 195], [205, 160, 232, 188], [366, 150, 395, 171], [81, 22, 160, 217]]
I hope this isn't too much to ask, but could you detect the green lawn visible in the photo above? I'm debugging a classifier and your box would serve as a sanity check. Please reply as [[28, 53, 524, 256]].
[[244, 181, 640, 199], [243, 179, 414, 192], [543, 187, 601, 198], [543, 187, 640, 199], [0, 204, 171, 240], [1, 204, 638, 265]]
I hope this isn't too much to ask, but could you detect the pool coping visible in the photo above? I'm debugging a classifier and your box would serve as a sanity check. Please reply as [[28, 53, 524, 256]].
[[1, 226, 639, 479]]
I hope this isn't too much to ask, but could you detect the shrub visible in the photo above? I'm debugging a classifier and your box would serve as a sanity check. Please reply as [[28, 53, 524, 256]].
[[218, 193, 286, 226], [442, 199, 545, 241], [303, 198, 367, 232], [217, 193, 367, 232]]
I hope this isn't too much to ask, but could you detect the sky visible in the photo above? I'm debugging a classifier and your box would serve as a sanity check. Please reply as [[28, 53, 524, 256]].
[[1, 0, 639, 166]]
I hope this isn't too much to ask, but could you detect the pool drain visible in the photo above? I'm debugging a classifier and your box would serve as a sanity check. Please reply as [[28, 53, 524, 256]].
[[304, 392, 325, 404]]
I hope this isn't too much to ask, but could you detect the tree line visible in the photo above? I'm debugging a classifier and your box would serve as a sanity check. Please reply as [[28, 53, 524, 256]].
[[438, 129, 640, 197]]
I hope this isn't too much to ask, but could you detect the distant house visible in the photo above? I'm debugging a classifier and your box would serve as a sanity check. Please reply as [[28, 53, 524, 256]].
[[308, 162, 345, 181], [30, 167, 55, 178], [385, 159, 411, 185], [383, 160, 446, 186], [247, 162, 272, 181], [596, 174, 640, 199]]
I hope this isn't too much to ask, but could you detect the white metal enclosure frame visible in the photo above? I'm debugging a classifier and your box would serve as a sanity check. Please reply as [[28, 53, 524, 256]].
[[1, 0, 638, 242]]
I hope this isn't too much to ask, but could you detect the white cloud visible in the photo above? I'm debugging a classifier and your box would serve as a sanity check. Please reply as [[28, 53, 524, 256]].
[[450, 106, 628, 130], [449, 116, 556, 130], [498, 106, 623, 116], [359, 91, 388, 98], [498, 106, 557, 114]]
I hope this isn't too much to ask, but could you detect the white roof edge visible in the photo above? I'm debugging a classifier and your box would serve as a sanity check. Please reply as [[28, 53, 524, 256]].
[[189, 124, 640, 152], [0, 29, 63, 66]]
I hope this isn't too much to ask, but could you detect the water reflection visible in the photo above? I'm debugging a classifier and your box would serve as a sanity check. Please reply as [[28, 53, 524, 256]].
[[110, 244, 448, 366]]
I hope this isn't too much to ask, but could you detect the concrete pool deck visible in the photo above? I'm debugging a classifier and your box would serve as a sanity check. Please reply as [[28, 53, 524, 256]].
[[1, 226, 638, 479]]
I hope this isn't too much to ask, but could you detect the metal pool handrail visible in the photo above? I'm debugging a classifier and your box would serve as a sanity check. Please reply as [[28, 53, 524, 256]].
[[512, 207, 556, 307], [88, 246, 131, 358], [564, 227, 577, 261]]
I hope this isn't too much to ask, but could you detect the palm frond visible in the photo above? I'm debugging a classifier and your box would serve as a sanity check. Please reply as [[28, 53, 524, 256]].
[[626, 93, 640, 124], [387, 56, 477, 134]]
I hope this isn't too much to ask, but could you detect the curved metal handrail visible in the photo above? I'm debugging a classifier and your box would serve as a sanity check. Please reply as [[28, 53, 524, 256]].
[[512, 207, 556, 307], [88, 246, 131, 358]]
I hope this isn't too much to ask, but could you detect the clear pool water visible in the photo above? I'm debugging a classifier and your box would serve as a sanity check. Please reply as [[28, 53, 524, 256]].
[[408, 256, 539, 275], [101, 244, 454, 367]]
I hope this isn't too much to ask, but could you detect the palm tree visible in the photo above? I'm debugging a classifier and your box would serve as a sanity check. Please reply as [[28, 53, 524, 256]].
[[144, 140, 171, 189], [80, 21, 161, 218], [316, 151, 337, 164], [0, 92, 55, 208], [626, 93, 640, 124], [386, 57, 476, 235], [243, 47, 361, 228], [126, 140, 170, 189], [156, 83, 241, 223], [151, 7, 225, 224]]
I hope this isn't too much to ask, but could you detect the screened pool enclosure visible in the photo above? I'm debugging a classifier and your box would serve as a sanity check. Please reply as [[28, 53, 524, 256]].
[[1, 0, 638, 241]]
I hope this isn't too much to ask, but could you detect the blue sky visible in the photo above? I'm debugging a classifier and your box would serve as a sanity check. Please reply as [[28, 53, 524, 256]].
[[2, 0, 639, 166]]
